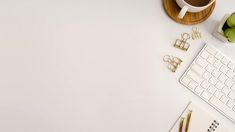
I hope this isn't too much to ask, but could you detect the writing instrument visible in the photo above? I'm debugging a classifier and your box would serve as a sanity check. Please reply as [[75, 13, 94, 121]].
[[185, 110, 192, 132], [179, 117, 184, 132]]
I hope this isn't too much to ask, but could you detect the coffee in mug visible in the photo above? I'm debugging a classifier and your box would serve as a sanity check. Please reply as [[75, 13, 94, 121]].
[[176, 0, 215, 19], [184, 0, 210, 7]]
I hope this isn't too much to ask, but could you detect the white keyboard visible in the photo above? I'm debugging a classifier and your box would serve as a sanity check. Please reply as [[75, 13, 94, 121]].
[[180, 44, 235, 123]]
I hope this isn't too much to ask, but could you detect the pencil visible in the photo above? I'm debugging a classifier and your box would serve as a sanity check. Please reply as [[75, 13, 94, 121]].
[[179, 117, 184, 132], [185, 110, 192, 132]]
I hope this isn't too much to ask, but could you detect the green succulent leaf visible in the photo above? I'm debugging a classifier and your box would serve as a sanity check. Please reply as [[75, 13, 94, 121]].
[[224, 28, 235, 42], [227, 13, 235, 28]]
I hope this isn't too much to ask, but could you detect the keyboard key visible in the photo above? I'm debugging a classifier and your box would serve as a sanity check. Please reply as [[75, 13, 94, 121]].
[[228, 91, 235, 100], [214, 60, 223, 69], [220, 65, 229, 73], [215, 81, 224, 90], [203, 72, 211, 79], [215, 52, 223, 60], [187, 70, 203, 83], [205, 45, 217, 55], [201, 91, 212, 100], [233, 106, 235, 112], [195, 87, 204, 95], [231, 84, 235, 91], [214, 90, 224, 99], [188, 81, 198, 90], [191, 64, 204, 75], [201, 80, 210, 89], [206, 64, 214, 73], [200, 50, 210, 59], [228, 62, 235, 70], [181, 76, 191, 86], [227, 99, 235, 108], [207, 56, 216, 64], [207, 86, 216, 94], [221, 57, 230, 65], [221, 95, 229, 104], [209, 77, 217, 85], [226, 70, 234, 79], [222, 86, 231, 96], [225, 79, 233, 87], [212, 69, 221, 78], [218, 73, 228, 83], [233, 76, 235, 82], [196, 58, 208, 68]]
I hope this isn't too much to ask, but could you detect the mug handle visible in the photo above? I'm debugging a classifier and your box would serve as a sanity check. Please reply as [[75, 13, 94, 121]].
[[178, 6, 188, 19]]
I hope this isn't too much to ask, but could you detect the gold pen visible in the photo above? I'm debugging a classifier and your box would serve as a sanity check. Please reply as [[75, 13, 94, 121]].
[[179, 117, 184, 132], [185, 110, 193, 132]]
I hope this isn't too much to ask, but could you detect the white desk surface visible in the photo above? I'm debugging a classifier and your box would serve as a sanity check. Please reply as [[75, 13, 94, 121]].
[[0, 0, 235, 131]]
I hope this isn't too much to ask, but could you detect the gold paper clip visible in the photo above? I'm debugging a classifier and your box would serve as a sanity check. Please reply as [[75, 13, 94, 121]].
[[163, 55, 182, 72], [174, 33, 190, 51], [192, 27, 202, 40]]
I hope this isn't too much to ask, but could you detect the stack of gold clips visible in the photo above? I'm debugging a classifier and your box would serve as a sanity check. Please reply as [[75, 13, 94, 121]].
[[164, 27, 202, 72]]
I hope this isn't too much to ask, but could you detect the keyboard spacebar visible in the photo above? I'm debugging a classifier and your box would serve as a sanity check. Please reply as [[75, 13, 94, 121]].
[[209, 97, 235, 122]]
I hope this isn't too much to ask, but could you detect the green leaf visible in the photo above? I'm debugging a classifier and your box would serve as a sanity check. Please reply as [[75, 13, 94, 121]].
[[227, 13, 235, 27], [224, 28, 235, 42]]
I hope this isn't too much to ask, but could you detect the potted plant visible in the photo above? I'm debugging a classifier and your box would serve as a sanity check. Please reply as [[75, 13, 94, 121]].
[[213, 13, 235, 43]]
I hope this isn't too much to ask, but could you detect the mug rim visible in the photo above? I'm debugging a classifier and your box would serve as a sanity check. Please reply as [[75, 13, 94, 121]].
[[181, 0, 215, 8]]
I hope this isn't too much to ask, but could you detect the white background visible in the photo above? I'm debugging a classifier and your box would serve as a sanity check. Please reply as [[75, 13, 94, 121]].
[[0, 0, 235, 131]]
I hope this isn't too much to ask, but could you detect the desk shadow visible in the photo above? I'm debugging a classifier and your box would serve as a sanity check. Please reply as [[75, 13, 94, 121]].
[[201, 19, 219, 34]]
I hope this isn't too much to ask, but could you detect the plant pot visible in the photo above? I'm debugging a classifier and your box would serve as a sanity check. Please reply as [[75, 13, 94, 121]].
[[213, 14, 231, 43]]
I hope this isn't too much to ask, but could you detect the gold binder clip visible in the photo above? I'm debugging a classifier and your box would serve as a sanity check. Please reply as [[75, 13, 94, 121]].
[[192, 27, 202, 40], [174, 33, 190, 51], [163, 55, 182, 72]]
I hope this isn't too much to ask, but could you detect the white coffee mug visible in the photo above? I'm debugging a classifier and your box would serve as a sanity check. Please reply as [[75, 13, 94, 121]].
[[176, 0, 215, 19]]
